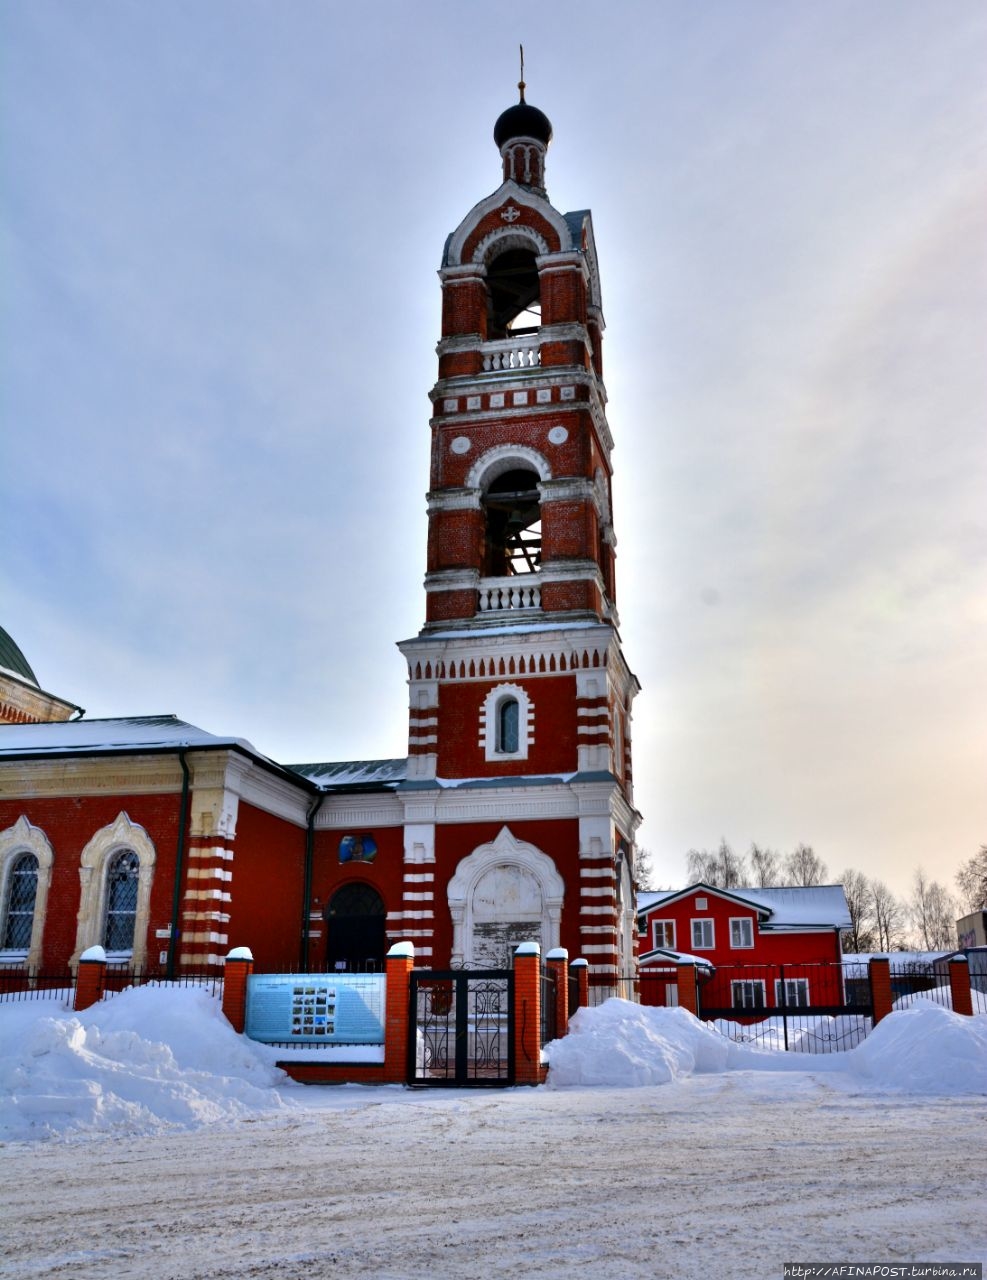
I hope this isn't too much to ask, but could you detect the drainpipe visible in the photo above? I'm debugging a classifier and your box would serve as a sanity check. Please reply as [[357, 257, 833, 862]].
[[167, 750, 191, 980], [300, 792, 326, 971]]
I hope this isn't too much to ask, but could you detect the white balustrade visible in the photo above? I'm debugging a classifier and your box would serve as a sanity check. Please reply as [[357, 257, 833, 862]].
[[477, 579, 541, 612], [480, 336, 541, 373]]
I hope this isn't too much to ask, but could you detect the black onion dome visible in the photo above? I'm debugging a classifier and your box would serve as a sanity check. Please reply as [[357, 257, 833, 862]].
[[494, 97, 553, 148]]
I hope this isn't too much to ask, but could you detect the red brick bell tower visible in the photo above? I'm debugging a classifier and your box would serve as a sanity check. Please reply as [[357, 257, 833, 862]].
[[396, 83, 641, 992]]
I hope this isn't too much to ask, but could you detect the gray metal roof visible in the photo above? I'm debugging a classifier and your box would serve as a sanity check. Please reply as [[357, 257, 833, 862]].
[[0, 714, 262, 758], [288, 759, 407, 789]]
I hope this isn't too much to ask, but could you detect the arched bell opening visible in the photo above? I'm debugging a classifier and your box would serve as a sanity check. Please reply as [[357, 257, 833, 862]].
[[324, 882, 386, 972], [486, 248, 540, 339], [482, 467, 542, 576]]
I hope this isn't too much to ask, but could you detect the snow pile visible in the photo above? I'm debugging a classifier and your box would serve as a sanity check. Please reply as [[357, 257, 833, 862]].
[[847, 998, 987, 1094], [546, 998, 987, 1095], [0, 986, 290, 1141], [544, 1000, 732, 1086]]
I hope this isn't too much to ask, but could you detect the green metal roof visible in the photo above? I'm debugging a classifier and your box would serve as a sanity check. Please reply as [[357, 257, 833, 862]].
[[0, 626, 38, 685]]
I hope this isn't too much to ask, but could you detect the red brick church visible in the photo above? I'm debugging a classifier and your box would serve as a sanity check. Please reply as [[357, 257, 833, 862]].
[[0, 86, 642, 993]]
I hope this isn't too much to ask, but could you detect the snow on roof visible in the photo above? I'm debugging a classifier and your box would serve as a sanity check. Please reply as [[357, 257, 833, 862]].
[[638, 946, 714, 971], [637, 882, 851, 930], [288, 759, 407, 789], [0, 714, 263, 758]]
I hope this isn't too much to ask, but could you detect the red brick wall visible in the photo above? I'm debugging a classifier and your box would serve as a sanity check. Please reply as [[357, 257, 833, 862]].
[[222, 802, 306, 972], [309, 824, 406, 961], [0, 792, 182, 970], [436, 675, 578, 777]]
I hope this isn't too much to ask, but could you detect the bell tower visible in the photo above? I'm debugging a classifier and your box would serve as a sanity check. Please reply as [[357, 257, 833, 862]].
[[396, 84, 640, 990]]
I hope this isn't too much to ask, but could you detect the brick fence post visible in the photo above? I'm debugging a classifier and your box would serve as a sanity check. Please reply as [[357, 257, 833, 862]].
[[75, 945, 107, 1011], [570, 957, 589, 1013], [869, 957, 893, 1024], [222, 946, 254, 1033], [676, 961, 699, 1015], [948, 956, 973, 1017], [513, 941, 542, 1086], [383, 941, 414, 1083], [545, 947, 569, 1040]]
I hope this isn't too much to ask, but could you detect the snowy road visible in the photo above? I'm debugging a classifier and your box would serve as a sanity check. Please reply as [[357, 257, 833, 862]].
[[2, 1074, 983, 1280]]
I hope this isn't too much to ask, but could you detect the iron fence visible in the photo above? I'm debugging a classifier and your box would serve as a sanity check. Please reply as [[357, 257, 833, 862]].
[[540, 966, 557, 1045], [697, 961, 874, 1054], [886, 959, 952, 1011], [0, 966, 223, 1004], [0, 969, 75, 1003]]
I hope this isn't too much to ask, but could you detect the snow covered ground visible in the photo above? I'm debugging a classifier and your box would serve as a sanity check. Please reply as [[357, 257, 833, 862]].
[[1, 988, 984, 1279]]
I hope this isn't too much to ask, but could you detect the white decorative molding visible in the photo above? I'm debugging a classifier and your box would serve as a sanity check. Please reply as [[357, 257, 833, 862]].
[[450, 436, 471, 454], [443, 181, 573, 268], [466, 443, 552, 489], [72, 812, 158, 970], [478, 682, 534, 762], [0, 816, 54, 969], [447, 826, 565, 967]]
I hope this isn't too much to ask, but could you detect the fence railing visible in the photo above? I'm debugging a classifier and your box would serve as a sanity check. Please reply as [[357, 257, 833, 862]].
[[540, 966, 557, 1047], [0, 966, 223, 1005]]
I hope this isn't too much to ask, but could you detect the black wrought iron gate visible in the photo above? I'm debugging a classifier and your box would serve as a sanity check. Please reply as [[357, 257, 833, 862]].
[[408, 970, 514, 1086]]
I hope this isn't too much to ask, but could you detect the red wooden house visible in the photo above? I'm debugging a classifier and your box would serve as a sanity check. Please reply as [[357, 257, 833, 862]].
[[637, 882, 852, 1010]]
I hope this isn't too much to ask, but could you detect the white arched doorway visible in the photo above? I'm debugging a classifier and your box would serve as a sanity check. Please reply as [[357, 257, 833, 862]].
[[447, 827, 564, 969]]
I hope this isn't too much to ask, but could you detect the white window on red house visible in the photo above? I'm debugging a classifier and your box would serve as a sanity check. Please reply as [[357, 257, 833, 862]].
[[775, 977, 810, 1008], [731, 979, 766, 1010], [652, 919, 675, 950], [691, 918, 714, 949], [729, 917, 754, 948], [665, 983, 679, 1007]]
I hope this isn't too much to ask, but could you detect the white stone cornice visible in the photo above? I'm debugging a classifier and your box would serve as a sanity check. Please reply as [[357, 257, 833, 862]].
[[422, 568, 481, 594], [426, 487, 481, 513], [445, 181, 573, 267], [314, 792, 405, 830], [0, 755, 184, 800], [537, 477, 596, 505]]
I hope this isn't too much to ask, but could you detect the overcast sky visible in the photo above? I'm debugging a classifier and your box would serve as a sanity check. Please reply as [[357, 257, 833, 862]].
[[2, 1, 984, 900]]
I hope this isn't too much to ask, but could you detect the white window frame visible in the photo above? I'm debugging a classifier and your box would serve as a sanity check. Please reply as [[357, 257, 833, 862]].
[[775, 977, 810, 1008], [480, 682, 533, 762], [664, 983, 679, 1007], [731, 979, 766, 1010], [729, 916, 754, 949], [72, 813, 157, 969], [652, 919, 676, 950], [0, 817, 54, 970], [691, 918, 714, 950]]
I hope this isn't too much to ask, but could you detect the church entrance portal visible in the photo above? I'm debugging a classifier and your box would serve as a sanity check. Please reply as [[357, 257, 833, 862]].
[[324, 883, 385, 972]]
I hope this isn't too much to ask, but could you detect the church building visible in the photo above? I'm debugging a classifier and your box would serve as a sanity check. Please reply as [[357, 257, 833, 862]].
[[0, 86, 642, 994]]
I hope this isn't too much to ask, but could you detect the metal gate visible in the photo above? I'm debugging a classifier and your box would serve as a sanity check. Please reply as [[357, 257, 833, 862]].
[[409, 969, 514, 1086]]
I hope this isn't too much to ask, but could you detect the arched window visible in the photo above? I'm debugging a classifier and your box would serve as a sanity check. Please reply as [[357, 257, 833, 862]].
[[480, 683, 533, 761], [497, 697, 520, 754], [103, 849, 140, 953], [73, 813, 156, 969], [0, 818, 54, 968], [1, 853, 39, 952]]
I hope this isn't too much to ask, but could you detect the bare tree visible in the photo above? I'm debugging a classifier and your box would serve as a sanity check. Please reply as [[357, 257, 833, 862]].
[[685, 840, 748, 889], [784, 843, 828, 887], [871, 879, 906, 952], [686, 847, 719, 884], [633, 846, 659, 893], [748, 843, 782, 887], [840, 867, 875, 953], [955, 845, 987, 913], [910, 870, 958, 950]]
